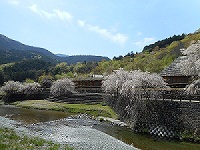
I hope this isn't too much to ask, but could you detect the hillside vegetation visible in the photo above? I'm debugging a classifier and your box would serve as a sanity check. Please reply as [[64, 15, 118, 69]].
[[0, 32, 200, 84], [93, 32, 200, 74]]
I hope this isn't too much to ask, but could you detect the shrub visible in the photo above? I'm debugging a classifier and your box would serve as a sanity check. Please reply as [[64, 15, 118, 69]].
[[38, 75, 54, 88], [25, 78, 35, 83]]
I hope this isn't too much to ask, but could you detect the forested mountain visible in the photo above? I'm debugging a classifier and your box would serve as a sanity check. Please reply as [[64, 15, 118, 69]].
[[0, 34, 109, 64], [0, 49, 56, 64], [0, 34, 57, 61]]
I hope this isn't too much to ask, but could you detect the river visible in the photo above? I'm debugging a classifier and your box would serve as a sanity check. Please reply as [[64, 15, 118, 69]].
[[0, 105, 200, 150], [0, 105, 137, 150]]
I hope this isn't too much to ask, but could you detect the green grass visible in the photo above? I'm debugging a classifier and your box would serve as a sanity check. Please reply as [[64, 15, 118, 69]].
[[13, 100, 118, 119], [0, 127, 73, 150]]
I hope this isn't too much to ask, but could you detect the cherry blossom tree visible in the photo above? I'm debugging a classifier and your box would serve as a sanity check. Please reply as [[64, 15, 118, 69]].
[[185, 79, 200, 95], [1, 81, 24, 94], [121, 70, 168, 126], [1, 81, 42, 95], [102, 68, 129, 97], [22, 82, 42, 94], [176, 41, 200, 95], [176, 40, 200, 76], [120, 70, 168, 99], [102, 69, 168, 100], [102, 69, 169, 127], [50, 78, 75, 97], [1, 81, 43, 103]]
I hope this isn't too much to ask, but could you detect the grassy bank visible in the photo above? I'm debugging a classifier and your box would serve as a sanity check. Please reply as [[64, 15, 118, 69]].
[[12, 100, 118, 119], [0, 127, 73, 150]]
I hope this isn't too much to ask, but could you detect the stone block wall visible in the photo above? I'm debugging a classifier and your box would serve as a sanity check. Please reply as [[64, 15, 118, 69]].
[[132, 100, 200, 138], [180, 102, 200, 133]]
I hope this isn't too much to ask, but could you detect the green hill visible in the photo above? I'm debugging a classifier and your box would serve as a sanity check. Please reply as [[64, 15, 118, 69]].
[[93, 32, 200, 74], [0, 34, 58, 63]]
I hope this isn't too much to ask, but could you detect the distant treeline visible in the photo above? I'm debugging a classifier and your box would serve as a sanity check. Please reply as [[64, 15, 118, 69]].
[[143, 34, 186, 53], [1, 59, 53, 82], [0, 59, 99, 85]]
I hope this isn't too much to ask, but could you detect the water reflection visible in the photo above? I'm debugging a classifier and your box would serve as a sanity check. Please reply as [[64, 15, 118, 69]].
[[1, 105, 200, 150], [0, 105, 70, 124]]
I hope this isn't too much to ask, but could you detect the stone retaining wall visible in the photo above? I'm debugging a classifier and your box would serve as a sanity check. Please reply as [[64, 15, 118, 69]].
[[133, 100, 200, 138], [180, 102, 200, 132], [47, 93, 103, 104]]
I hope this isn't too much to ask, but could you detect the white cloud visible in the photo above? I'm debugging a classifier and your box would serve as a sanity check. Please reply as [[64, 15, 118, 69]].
[[133, 37, 156, 48], [29, 4, 73, 21], [77, 20, 85, 27], [54, 9, 73, 21], [78, 20, 128, 46], [29, 4, 53, 19], [7, 0, 19, 5]]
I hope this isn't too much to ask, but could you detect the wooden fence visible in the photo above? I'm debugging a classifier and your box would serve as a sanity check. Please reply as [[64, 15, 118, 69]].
[[141, 88, 200, 103]]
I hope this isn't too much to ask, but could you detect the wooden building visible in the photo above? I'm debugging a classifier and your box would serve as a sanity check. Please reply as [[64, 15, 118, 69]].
[[73, 78, 103, 93], [160, 56, 191, 88]]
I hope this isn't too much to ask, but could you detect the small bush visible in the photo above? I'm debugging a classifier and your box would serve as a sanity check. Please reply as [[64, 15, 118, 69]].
[[38, 75, 54, 88]]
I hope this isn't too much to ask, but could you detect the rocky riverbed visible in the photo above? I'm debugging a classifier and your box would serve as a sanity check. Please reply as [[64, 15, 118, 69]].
[[0, 115, 137, 150]]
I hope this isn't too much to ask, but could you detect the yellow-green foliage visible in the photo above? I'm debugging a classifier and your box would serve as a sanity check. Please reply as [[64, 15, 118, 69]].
[[93, 33, 200, 74], [181, 33, 200, 47], [0, 63, 14, 71], [25, 78, 35, 83]]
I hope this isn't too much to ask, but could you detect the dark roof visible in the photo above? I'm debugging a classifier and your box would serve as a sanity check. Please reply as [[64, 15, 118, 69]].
[[73, 77, 103, 81], [160, 56, 189, 76]]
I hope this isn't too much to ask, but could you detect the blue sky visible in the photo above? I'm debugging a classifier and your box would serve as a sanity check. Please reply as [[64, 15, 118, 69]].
[[1, 0, 200, 58]]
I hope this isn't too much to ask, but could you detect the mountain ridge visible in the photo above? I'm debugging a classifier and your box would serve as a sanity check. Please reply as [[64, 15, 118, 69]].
[[0, 34, 110, 64]]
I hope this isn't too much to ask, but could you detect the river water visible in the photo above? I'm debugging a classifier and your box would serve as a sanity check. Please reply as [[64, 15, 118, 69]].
[[1, 105, 200, 150], [0, 105, 137, 150]]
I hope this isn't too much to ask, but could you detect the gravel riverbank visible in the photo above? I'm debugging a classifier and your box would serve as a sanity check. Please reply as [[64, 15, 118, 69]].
[[0, 116, 138, 150]]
